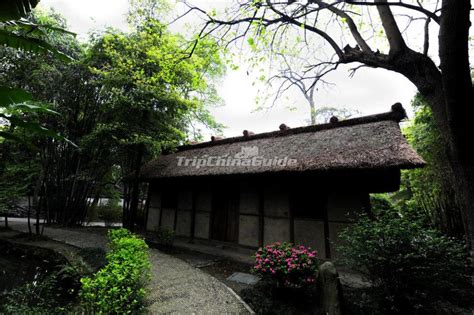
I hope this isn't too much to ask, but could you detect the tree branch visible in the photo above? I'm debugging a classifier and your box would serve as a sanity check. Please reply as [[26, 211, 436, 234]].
[[374, 0, 407, 54], [313, 0, 372, 52], [344, 0, 440, 24], [265, 0, 345, 58]]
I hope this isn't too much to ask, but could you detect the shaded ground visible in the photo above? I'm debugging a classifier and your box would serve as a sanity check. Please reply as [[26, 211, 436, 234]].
[[5, 221, 252, 314], [152, 245, 255, 295]]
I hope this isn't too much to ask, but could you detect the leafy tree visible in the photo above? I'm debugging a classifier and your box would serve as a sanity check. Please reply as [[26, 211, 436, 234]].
[[86, 13, 224, 228], [1, 7, 224, 226], [0, 141, 39, 228], [187, 0, 474, 249], [0, 4, 76, 228], [0, 1, 74, 141], [398, 94, 464, 237]]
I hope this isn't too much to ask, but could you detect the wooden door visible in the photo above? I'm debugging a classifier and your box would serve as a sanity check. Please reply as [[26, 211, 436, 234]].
[[211, 190, 239, 243]]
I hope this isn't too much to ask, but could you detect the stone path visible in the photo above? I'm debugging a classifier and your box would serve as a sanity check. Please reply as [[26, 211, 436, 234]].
[[7, 219, 252, 314]]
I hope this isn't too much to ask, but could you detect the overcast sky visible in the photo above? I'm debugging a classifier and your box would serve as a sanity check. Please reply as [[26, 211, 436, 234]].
[[39, 0, 418, 138]]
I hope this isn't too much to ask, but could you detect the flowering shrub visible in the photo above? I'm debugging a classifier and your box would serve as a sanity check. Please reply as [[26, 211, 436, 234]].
[[253, 242, 318, 288]]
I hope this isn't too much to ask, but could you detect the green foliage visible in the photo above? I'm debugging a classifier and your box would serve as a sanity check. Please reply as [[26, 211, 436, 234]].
[[96, 199, 123, 227], [0, 142, 39, 217], [0, 1, 74, 60], [0, 0, 39, 22], [0, 86, 32, 106], [155, 227, 175, 248], [87, 17, 225, 150], [369, 194, 393, 215], [1, 6, 224, 224], [399, 94, 463, 236], [241, 280, 318, 314], [338, 207, 469, 313], [0, 266, 81, 314], [79, 229, 151, 314], [0, 28, 73, 62], [0, 6, 75, 143]]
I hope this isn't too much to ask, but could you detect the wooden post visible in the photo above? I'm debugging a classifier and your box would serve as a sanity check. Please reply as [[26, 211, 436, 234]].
[[173, 203, 178, 232], [143, 183, 151, 231], [190, 190, 197, 243], [158, 188, 164, 228], [209, 192, 214, 241], [289, 212, 295, 244], [258, 188, 264, 247], [128, 144, 144, 232], [323, 201, 331, 259]]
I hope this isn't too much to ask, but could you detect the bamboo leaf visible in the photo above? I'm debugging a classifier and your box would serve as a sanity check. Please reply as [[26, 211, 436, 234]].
[[0, 0, 40, 22], [8, 102, 60, 115], [0, 29, 74, 61], [4, 19, 77, 36], [0, 86, 32, 107], [0, 131, 23, 142]]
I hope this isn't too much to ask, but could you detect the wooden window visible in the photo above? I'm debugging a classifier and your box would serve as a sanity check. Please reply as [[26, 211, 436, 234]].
[[161, 190, 177, 209], [290, 190, 327, 220]]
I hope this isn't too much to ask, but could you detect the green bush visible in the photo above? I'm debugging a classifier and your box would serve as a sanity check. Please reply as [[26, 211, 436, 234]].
[[338, 208, 469, 313], [96, 199, 122, 227], [155, 227, 175, 248], [79, 228, 151, 314]]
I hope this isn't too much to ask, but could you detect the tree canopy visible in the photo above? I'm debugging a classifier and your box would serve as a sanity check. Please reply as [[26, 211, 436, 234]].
[[0, 6, 225, 226]]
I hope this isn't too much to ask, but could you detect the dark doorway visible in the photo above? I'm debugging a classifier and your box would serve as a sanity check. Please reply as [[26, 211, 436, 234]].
[[211, 189, 239, 243]]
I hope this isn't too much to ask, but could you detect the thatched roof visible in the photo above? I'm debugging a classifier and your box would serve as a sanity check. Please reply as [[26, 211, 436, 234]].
[[140, 104, 425, 180]]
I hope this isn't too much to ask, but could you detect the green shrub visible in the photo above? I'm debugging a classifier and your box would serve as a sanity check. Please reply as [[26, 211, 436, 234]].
[[97, 199, 122, 227], [79, 228, 151, 314], [155, 227, 175, 248], [0, 265, 81, 314], [369, 194, 394, 214], [338, 208, 469, 313]]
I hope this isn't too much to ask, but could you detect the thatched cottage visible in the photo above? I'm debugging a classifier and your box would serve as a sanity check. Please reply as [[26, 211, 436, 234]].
[[140, 104, 424, 259]]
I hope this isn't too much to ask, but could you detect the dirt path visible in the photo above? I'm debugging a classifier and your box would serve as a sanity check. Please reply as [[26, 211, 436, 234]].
[[7, 220, 252, 314]]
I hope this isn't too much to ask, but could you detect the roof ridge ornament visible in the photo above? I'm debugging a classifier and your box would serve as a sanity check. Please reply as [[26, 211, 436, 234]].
[[177, 105, 408, 152], [391, 102, 407, 121]]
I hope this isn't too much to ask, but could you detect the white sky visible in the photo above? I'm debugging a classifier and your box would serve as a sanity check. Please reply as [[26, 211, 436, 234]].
[[39, 0, 418, 138]]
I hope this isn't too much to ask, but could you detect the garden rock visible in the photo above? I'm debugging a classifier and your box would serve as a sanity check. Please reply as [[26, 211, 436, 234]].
[[227, 272, 260, 285], [317, 262, 343, 315]]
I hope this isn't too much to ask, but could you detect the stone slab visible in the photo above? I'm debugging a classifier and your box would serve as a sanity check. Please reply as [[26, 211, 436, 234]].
[[226, 272, 260, 285]]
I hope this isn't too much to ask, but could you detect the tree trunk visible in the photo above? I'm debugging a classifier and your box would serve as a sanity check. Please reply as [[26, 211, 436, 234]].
[[33, 167, 45, 236], [27, 195, 32, 235], [309, 100, 316, 125], [371, 0, 474, 248], [436, 0, 474, 249], [35, 197, 41, 235], [128, 144, 144, 232], [408, 68, 474, 248], [449, 160, 474, 248]]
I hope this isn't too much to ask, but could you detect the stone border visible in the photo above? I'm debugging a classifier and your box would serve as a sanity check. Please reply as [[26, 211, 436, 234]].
[[224, 285, 255, 314]]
